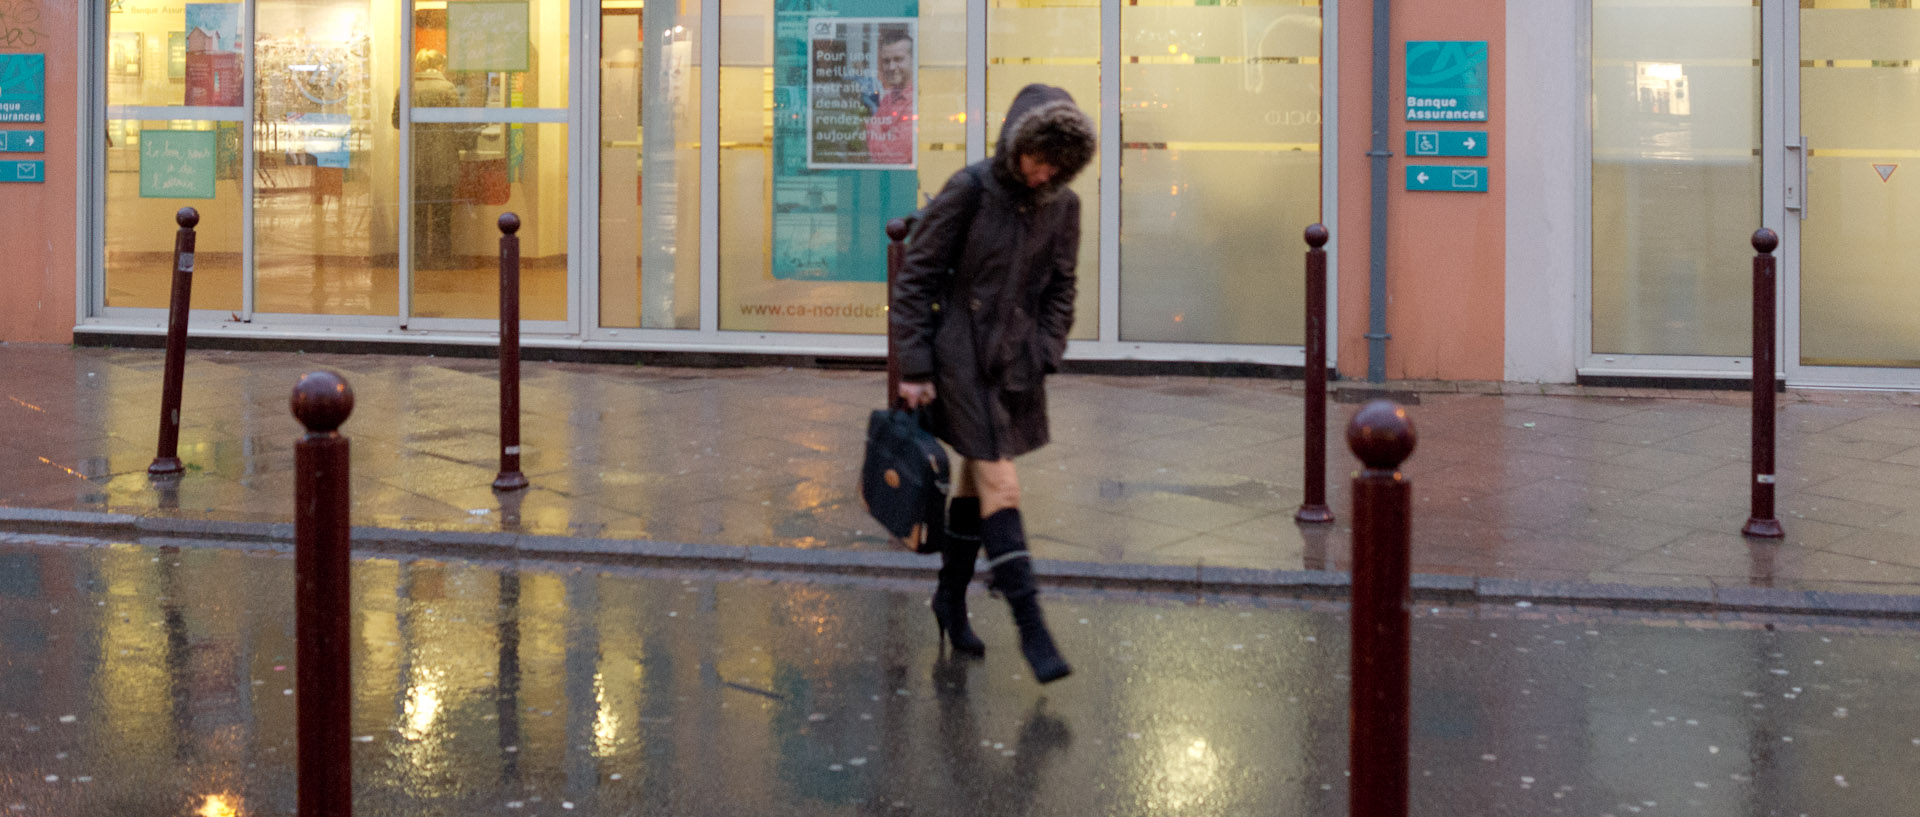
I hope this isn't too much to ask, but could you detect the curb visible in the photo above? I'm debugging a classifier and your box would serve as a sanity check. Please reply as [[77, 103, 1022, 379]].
[[7, 507, 1920, 620]]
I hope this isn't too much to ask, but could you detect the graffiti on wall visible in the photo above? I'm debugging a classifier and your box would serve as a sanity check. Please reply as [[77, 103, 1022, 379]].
[[0, 0, 43, 49]]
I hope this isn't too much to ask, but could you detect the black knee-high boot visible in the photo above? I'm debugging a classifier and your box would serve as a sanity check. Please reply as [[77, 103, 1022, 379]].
[[982, 508, 1071, 684], [932, 497, 986, 655]]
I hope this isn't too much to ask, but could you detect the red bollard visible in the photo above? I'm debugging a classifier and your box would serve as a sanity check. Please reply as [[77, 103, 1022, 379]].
[[149, 207, 200, 476], [1742, 229, 1783, 538], [1297, 223, 1334, 523], [291, 370, 354, 817], [1347, 399, 1415, 817], [493, 214, 529, 492], [884, 217, 914, 411]]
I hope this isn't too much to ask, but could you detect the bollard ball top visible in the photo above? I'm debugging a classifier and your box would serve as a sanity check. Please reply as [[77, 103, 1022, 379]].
[[886, 218, 910, 242], [1751, 228, 1778, 255], [291, 370, 355, 433], [176, 207, 200, 230], [1304, 223, 1329, 249], [1347, 399, 1416, 470], [498, 212, 521, 235]]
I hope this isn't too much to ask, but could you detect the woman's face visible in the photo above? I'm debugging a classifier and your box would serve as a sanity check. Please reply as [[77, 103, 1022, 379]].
[[1018, 154, 1059, 188]]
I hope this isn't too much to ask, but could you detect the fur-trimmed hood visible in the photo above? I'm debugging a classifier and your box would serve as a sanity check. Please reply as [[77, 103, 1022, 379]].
[[993, 84, 1096, 197]]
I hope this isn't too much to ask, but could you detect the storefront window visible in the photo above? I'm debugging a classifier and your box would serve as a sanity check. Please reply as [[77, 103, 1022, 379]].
[[1591, 0, 1757, 357], [108, 3, 246, 109], [93, 0, 1337, 357], [105, 3, 246, 312], [718, 0, 966, 334], [409, 122, 571, 320], [105, 120, 246, 312], [1118, 0, 1320, 345], [407, 0, 571, 322], [600, 0, 702, 330], [253, 0, 399, 317], [987, 0, 1099, 341]]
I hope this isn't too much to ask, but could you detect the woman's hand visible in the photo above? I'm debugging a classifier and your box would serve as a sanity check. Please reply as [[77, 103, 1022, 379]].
[[898, 380, 937, 409]]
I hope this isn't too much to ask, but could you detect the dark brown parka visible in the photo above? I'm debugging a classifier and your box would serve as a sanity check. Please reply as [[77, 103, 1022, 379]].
[[890, 84, 1096, 461]]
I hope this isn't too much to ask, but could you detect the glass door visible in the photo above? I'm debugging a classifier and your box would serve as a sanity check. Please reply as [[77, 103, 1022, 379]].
[[1588, 0, 1762, 376], [1785, 0, 1920, 386], [402, 0, 573, 330], [254, 0, 401, 319]]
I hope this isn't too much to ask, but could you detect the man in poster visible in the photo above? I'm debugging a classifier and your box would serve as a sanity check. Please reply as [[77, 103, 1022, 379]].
[[864, 26, 913, 166], [807, 18, 915, 170]]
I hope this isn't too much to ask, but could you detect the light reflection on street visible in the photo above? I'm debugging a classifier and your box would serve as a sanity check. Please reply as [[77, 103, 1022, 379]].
[[2, 538, 1918, 816], [401, 675, 442, 742], [195, 792, 241, 817]]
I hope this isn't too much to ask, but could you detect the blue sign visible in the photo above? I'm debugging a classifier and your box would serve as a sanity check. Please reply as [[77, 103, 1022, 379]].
[[0, 55, 47, 124], [771, 3, 918, 283], [1406, 41, 1488, 122], [0, 130, 45, 152], [1407, 165, 1487, 193], [1407, 130, 1487, 158], [0, 160, 45, 183]]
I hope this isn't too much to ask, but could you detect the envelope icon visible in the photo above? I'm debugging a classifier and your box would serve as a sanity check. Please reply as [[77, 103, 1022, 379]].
[[1450, 169, 1479, 188]]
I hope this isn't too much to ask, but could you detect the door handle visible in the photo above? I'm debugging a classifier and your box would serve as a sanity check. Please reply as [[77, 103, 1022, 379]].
[[1785, 137, 1808, 221]]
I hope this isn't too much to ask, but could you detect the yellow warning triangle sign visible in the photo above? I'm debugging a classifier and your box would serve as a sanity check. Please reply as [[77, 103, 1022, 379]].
[[1874, 163, 1897, 182]]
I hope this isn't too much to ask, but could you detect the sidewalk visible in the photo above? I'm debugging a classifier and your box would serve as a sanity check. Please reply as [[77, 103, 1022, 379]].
[[5, 342, 1920, 603]]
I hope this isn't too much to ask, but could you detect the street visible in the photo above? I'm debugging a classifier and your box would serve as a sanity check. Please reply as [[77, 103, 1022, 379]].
[[1, 535, 1917, 816]]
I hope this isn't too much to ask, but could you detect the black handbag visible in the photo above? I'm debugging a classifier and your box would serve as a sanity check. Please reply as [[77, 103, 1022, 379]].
[[860, 408, 950, 554]]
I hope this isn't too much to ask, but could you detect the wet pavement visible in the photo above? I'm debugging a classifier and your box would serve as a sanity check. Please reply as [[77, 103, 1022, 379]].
[[0, 535, 1917, 816], [4, 343, 1920, 597]]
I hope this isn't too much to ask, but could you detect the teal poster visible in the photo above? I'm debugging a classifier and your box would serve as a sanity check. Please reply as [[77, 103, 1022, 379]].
[[0, 54, 46, 123], [1405, 41, 1488, 122], [772, 0, 918, 282], [140, 130, 217, 199]]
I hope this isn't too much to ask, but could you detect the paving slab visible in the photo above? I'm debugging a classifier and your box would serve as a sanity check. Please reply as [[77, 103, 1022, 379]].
[[5, 343, 1920, 609]]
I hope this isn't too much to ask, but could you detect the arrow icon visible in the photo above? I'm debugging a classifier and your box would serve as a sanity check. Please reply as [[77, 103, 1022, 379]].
[[1417, 172, 1430, 184], [1463, 136, 1476, 150], [23, 136, 33, 147]]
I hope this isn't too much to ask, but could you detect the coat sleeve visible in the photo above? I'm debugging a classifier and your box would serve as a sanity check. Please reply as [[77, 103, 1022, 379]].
[[1037, 192, 1080, 371], [891, 169, 981, 382]]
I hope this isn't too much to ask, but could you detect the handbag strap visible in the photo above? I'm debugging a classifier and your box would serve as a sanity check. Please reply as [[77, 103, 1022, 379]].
[[941, 164, 989, 294]]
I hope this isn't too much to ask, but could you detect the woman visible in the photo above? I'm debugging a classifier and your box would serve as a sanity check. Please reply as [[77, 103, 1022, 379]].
[[390, 49, 475, 270], [890, 84, 1096, 684]]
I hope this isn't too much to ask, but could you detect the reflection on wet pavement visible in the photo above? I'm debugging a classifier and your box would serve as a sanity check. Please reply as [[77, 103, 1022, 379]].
[[6, 345, 1920, 593], [0, 537, 1917, 816]]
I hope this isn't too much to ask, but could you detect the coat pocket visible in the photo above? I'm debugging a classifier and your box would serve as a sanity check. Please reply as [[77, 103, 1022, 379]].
[[1000, 334, 1049, 394]]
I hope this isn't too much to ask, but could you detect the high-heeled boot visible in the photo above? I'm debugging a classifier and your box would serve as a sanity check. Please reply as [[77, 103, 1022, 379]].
[[932, 497, 986, 655], [982, 508, 1071, 684]]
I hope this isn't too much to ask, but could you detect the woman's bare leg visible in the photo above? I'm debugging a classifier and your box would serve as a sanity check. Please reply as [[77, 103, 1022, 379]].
[[967, 458, 1020, 517]]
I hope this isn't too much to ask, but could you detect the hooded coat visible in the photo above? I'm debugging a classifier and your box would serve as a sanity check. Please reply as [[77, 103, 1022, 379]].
[[890, 85, 1096, 461]]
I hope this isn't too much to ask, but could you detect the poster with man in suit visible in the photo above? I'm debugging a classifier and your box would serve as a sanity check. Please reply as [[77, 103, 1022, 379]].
[[807, 18, 915, 170]]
